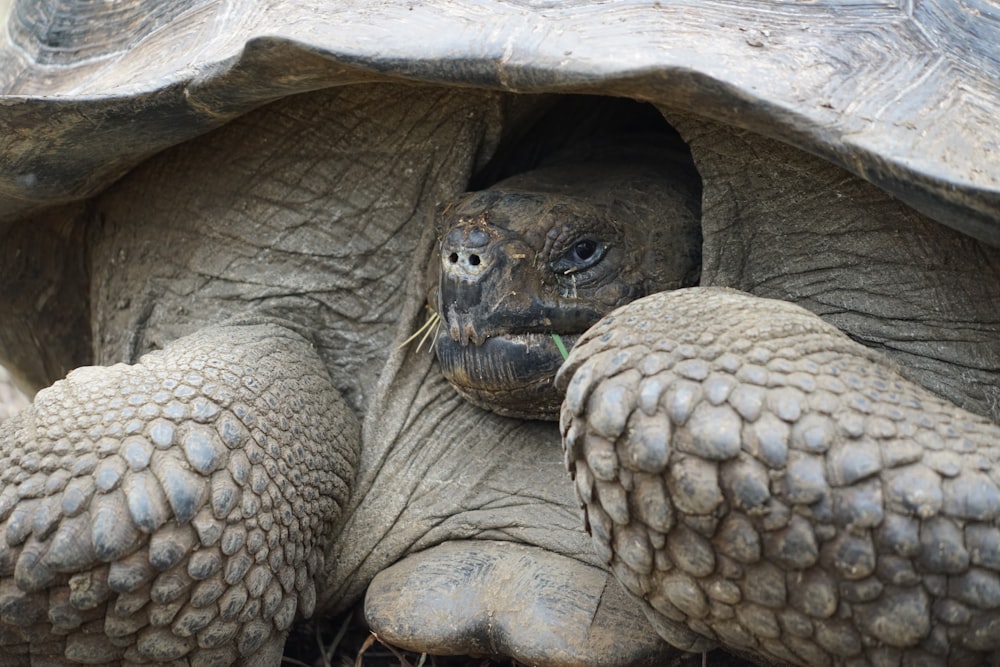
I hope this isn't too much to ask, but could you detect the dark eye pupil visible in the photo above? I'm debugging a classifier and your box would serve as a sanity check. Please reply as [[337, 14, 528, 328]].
[[574, 239, 597, 261]]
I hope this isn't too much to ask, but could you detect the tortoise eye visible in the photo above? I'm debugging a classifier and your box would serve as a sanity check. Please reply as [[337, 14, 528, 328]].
[[554, 237, 606, 274], [572, 239, 598, 262]]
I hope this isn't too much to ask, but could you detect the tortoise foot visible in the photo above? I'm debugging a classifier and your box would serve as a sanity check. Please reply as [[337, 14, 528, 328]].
[[365, 540, 683, 666], [0, 322, 359, 666], [558, 287, 1000, 667]]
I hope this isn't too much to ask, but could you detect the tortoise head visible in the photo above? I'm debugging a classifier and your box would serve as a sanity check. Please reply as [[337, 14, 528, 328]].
[[433, 149, 702, 419]]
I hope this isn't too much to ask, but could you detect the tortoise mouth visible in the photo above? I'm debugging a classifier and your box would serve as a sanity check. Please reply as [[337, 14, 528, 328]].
[[435, 330, 579, 419]]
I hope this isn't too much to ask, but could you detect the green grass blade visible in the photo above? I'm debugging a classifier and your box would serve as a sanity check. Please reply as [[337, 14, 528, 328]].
[[551, 333, 569, 361]]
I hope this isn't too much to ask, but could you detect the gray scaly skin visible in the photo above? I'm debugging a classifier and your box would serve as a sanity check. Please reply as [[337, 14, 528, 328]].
[[0, 323, 359, 666], [559, 288, 1000, 666]]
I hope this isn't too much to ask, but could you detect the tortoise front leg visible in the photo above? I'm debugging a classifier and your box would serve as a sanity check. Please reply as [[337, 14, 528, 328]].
[[559, 287, 1000, 667], [0, 321, 359, 666]]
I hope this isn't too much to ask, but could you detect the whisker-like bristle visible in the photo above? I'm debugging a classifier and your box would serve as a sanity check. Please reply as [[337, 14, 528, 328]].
[[399, 308, 440, 350], [416, 311, 440, 353]]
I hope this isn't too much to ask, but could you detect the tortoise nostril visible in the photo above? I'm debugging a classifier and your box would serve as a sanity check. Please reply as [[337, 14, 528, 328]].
[[449, 252, 459, 264], [469, 254, 481, 266]]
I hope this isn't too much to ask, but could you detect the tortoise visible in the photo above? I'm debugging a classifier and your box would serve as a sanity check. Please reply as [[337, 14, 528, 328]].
[[1, 1, 999, 666]]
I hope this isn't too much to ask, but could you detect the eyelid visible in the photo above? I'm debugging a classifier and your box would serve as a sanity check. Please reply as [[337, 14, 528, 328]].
[[551, 237, 607, 274]]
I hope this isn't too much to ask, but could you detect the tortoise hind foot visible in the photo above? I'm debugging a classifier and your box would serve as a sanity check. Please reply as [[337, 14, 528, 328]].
[[0, 322, 359, 666], [559, 287, 1000, 667], [365, 540, 691, 666]]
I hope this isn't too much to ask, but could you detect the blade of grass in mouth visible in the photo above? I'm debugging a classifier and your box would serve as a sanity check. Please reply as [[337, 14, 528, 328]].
[[551, 333, 569, 361]]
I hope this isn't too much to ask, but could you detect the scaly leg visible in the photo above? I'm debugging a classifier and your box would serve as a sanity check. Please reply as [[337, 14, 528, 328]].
[[560, 287, 1000, 666], [0, 322, 359, 666]]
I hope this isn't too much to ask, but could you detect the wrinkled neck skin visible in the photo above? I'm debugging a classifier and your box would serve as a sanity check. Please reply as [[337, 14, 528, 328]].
[[87, 84, 512, 417], [668, 113, 1000, 423], [83, 84, 596, 612], [320, 236, 594, 608]]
